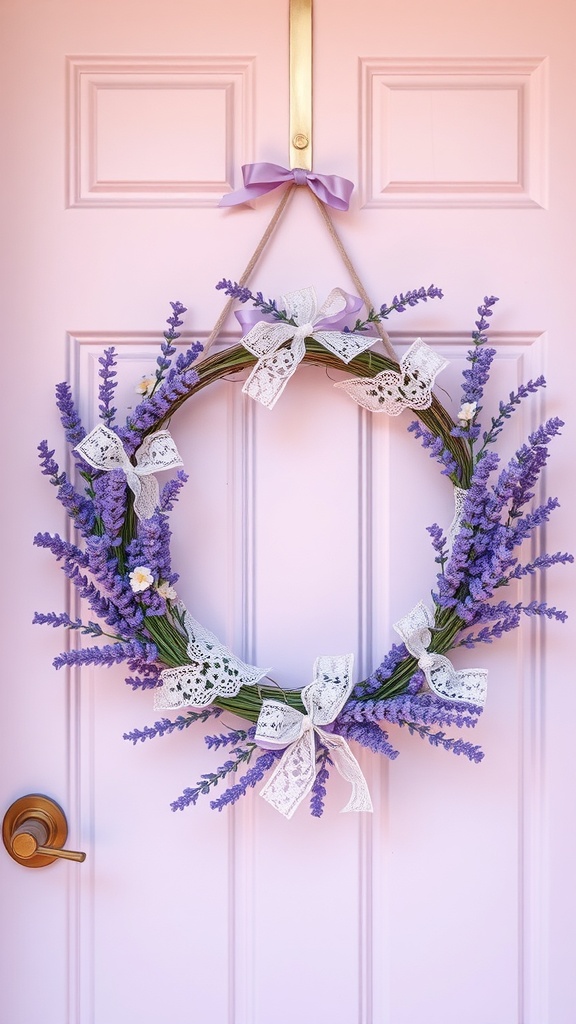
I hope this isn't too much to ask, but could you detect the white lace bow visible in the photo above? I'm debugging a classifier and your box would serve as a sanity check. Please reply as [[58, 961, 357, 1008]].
[[156, 607, 269, 708], [335, 338, 448, 414], [394, 601, 487, 706], [75, 425, 183, 521], [255, 654, 373, 818], [241, 287, 376, 409]]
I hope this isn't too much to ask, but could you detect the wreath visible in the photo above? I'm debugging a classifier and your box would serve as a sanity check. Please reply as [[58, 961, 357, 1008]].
[[34, 272, 572, 819]]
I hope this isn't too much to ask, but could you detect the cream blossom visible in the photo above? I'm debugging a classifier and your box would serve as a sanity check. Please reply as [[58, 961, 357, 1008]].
[[457, 401, 477, 423], [157, 580, 177, 602], [135, 375, 155, 397], [129, 566, 154, 593]]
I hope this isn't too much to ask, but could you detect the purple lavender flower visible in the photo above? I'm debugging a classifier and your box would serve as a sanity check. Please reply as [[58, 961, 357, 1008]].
[[123, 707, 221, 742], [310, 744, 332, 818], [216, 279, 255, 304], [53, 638, 158, 671], [450, 296, 499, 443], [152, 301, 188, 392], [169, 741, 282, 812], [37, 442, 96, 537], [160, 470, 189, 511], [338, 721, 400, 760], [204, 725, 254, 750], [354, 643, 408, 698], [208, 749, 283, 812], [33, 530, 90, 568], [32, 611, 103, 636], [92, 470, 126, 542], [479, 376, 546, 450], [506, 550, 573, 579], [174, 341, 204, 373], [37, 440, 65, 485], [384, 284, 443, 314], [407, 421, 459, 479], [124, 662, 162, 690], [98, 347, 118, 427], [118, 359, 202, 455], [398, 720, 484, 762]]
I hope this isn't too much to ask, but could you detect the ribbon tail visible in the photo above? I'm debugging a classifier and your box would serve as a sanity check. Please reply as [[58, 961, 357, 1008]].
[[242, 336, 305, 409], [219, 162, 292, 206], [219, 182, 278, 207], [131, 473, 160, 521], [259, 731, 316, 819], [306, 173, 354, 211], [321, 731, 373, 813]]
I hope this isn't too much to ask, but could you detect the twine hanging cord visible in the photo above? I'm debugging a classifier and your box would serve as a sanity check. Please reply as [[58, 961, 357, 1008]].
[[203, 183, 398, 364]]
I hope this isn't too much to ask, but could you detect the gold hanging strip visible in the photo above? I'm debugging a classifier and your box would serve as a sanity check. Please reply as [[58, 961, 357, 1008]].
[[289, 0, 312, 170]]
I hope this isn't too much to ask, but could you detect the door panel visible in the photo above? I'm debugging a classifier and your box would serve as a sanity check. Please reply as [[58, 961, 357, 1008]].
[[1, 2, 575, 1022]]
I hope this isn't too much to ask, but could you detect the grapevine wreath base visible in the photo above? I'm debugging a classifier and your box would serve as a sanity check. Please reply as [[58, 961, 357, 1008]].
[[34, 282, 572, 818]]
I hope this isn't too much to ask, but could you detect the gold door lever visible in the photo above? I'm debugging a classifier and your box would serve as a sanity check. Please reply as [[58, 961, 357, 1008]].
[[3, 794, 86, 868]]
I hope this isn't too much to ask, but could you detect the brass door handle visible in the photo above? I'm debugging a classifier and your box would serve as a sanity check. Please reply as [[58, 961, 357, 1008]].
[[2, 794, 86, 868]]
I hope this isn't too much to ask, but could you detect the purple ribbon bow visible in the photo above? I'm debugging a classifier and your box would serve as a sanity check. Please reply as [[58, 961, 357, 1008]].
[[219, 162, 354, 211]]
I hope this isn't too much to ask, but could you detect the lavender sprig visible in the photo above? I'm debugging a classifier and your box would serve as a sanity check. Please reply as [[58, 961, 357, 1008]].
[[397, 720, 485, 763], [160, 470, 189, 511], [204, 725, 254, 750], [346, 285, 443, 333], [123, 707, 222, 743], [124, 662, 162, 690], [407, 421, 460, 479], [118, 354, 202, 455], [32, 611, 103, 636], [216, 279, 284, 319], [479, 376, 546, 452], [209, 748, 283, 812], [338, 721, 400, 760], [215, 280, 444, 335], [98, 347, 118, 427], [169, 742, 282, 812], [310, 743, 333, 818], [451, 295, 499, 443], [37, 440, 65, 486], [148, 301, 188, 396], [505, 550, 573, 580], [53, 639, 158, 671]]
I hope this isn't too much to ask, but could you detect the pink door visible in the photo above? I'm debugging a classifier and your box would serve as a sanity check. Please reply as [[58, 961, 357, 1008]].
[[1, 2, 574, 1022]]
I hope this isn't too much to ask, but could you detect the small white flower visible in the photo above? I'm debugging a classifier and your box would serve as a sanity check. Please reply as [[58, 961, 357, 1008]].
[[157, 580, 177, 602], [135, 375, 155, 398], [457, 401, 477, 424], [129, 566, 154, 593]]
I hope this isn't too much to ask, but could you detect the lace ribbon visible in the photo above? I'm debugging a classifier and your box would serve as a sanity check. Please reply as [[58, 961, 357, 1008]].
[[219, 162, 354, 211], [334, 338, 448, 414], [393, 601, 487, 706], [255, 654, 373, 818], [155, 606, 269, 708], [446, 485, 468, 553], [240, 286, 376, 409], [75, 425, 183, 521]]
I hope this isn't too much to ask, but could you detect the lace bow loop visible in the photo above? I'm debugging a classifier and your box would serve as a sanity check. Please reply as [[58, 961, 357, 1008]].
[[393, 601, 487, 706], [74, 425, 183, 521], [255, 654, 373, 818], [335, 338, 448, 414], [240, 286, 376, 409]]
